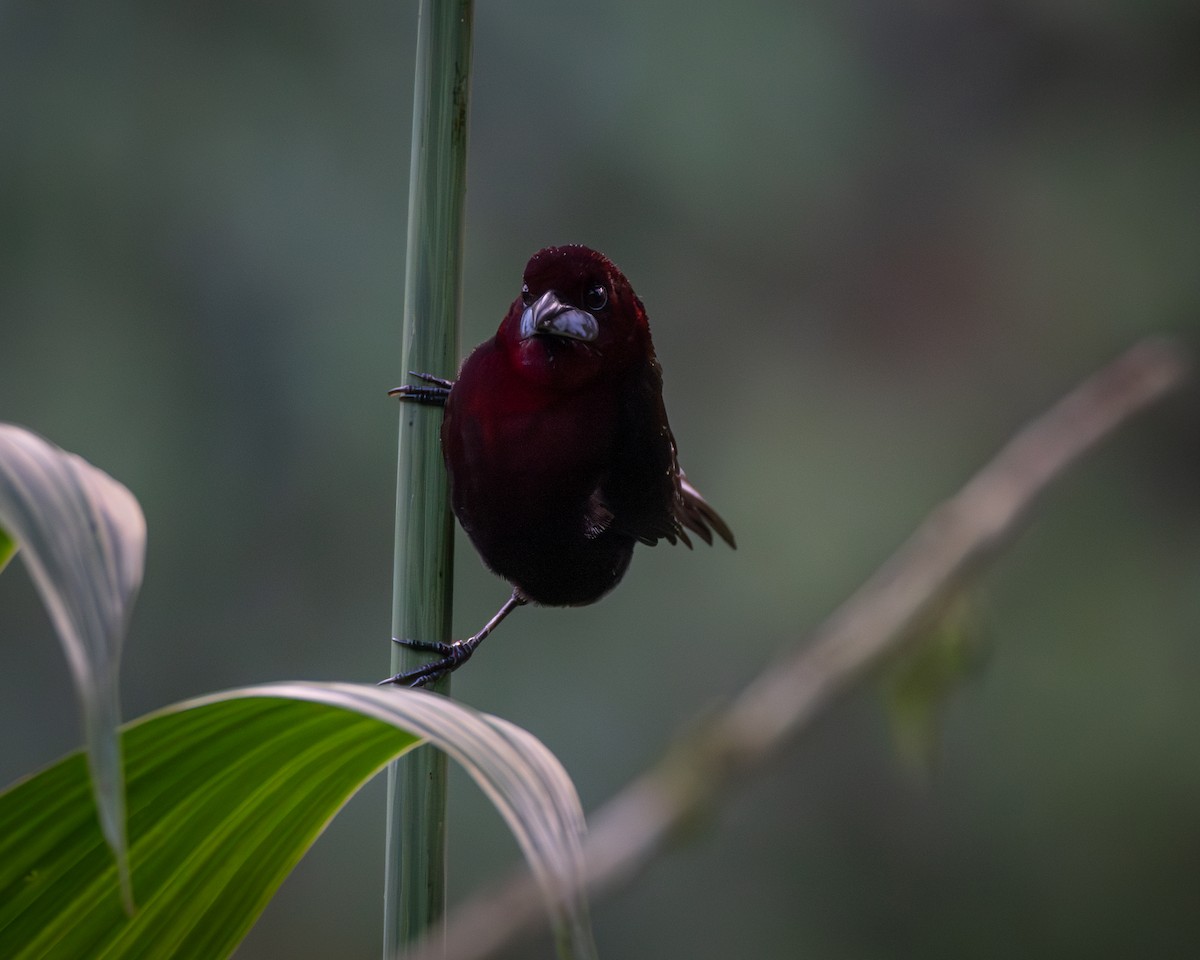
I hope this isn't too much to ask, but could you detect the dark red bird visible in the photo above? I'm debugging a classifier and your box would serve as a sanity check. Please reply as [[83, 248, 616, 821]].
[[384, 245, 734, 686]]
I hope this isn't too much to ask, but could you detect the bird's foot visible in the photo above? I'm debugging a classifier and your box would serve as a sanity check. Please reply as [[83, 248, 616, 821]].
[[388, 371, 453, 407], [377, 590, 527, 688], [380, 636, 476, 688]]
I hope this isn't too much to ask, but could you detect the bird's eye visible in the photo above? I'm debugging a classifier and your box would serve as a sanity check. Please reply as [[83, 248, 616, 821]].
[[583, 284, 608, 312], [520, 284, 532, 306]]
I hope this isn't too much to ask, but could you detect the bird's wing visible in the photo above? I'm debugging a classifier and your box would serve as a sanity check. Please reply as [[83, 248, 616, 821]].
[[592, 355, 681, 547], [600, 357, 733, 550]]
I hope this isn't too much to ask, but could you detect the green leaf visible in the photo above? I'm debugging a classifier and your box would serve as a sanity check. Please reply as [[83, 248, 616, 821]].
[[0, 423, 146, 910], [0, 683, 595, 960], [884, 591, 981, 773], [0, 526, 16, 573]]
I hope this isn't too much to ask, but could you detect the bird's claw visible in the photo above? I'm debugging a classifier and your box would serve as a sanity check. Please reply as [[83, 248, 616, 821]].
[[409, 371, 453, 388], [377, 591, 524, 688], [379, 639, 476, 688], [388, 371, 453, 407], [391, 635, 453, 657]]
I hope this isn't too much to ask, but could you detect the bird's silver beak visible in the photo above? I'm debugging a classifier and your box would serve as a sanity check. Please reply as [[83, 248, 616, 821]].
[[519, 291, 599, 343]]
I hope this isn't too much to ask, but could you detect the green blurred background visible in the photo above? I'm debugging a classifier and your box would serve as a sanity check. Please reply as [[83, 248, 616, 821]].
[[2, 2, 1199, 957]]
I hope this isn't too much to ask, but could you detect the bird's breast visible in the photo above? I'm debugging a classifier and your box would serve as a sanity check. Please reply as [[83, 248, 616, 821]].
[[439, 347, 631, 604], [446, 379, 615, 517]]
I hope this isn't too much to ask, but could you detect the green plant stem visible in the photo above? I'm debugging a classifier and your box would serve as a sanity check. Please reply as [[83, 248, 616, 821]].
[[385, 0, 474, 954]]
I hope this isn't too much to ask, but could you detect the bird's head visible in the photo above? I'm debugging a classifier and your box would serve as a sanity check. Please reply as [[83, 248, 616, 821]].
[[498, 245, 654, 389]]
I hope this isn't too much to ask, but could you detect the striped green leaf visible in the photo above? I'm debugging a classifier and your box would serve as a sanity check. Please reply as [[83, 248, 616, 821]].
[[0, 683, 594, 960]]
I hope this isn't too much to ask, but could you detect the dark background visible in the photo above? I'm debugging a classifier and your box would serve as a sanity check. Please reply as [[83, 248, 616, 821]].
[[2, 2, 1199, 957]]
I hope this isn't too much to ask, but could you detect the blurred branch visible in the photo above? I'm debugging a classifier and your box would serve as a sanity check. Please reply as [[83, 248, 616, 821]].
[[413, 337, 1190, 960]]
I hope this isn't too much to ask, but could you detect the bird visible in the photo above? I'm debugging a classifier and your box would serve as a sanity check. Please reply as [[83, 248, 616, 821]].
[[383, 244, 734, 687]]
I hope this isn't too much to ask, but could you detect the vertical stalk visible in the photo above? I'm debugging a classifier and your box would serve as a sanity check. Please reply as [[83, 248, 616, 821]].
[[384, 0, 473, 954]]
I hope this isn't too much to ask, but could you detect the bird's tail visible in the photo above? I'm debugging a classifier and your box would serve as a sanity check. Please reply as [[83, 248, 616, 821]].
[[678, 476, 736, 549]]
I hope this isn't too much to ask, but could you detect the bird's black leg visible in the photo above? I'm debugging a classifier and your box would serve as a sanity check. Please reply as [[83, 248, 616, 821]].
[[379, 590, 527, 688], [388, 371, 454, 407]]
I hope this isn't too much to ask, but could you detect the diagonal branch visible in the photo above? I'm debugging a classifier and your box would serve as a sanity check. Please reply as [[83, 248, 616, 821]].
[[412, 336, 1190, 960]]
